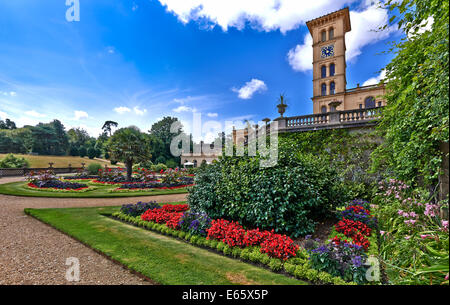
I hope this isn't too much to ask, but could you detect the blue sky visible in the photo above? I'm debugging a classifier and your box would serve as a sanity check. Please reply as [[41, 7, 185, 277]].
[[0, 0, 400, 139]]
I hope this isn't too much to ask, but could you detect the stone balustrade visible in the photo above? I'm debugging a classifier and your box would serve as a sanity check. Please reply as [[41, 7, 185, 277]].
[[273, 107, 384, 132]]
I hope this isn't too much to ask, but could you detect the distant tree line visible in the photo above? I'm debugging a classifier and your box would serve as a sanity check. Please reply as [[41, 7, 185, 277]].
[[0, 116, 191, 168]]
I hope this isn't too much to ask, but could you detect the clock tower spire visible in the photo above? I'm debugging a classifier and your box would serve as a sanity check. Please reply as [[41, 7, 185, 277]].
[[306, 7, 351, 114]]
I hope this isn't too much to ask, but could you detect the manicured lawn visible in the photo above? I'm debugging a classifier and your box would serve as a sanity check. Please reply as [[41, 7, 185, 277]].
[[0, 154, 123, 168], [0, 181, 188, 198], [25, 206, 306, 285]]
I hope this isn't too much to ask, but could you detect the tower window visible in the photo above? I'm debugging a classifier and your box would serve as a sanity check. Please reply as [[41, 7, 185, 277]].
[[321, 30, 326, 42], [364, 96, 376, 108], [377, 101, 382, 107], [321, 65, 326, 78], [329, 63, 335, 76], [321, 83, 327, 96], [321, 106, 327, 113], [330, 82, 335, 95], [329, 28, 334, 40]]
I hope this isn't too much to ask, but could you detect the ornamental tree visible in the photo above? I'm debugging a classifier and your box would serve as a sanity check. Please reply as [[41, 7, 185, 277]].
[[106, 126, 152, 181]]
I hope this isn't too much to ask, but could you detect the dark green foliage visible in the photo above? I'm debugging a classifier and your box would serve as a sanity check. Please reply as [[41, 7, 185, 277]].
[[188, 136, 350, 237], [372, 0, 449, 187], [87, 163, 102, 175], [0, 154, 30, 168]]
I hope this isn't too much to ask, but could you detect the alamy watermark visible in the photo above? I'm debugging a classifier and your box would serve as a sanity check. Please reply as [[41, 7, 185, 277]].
[[65, 257, 80, 282], [65, 0, 80, 22], [170, 112, 279, 168]]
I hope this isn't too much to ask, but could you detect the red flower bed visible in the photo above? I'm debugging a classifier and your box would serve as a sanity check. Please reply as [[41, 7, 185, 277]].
[[334, 215, 372, 251], [260, 231, 299, 260], [162, 204, 189, 213], [206, 219, 299, 260], [140, 206, 187, 230]]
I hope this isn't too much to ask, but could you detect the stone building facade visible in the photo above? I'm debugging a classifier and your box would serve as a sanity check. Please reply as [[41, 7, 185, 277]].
[[307, 7, 386, 114]]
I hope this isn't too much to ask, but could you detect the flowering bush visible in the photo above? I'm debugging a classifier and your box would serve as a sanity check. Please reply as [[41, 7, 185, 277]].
[[25, 169, 56, 184], [206, 219, 299, 260], [308, 237, 369, 284], [260, 231, 299, 260], [335, 219, 372, 251], [374, 179, 449, 285], [178, 211, 212, 236], [339, 199, 378, 228], [120, 201, 160, 217], [162, 204, 189, 213]]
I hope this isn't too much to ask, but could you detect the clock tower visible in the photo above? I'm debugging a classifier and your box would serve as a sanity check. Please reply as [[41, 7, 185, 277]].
[[307, 8, 351, 114]]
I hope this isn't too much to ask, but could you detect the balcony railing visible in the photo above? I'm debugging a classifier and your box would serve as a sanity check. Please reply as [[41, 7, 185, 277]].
[[281, 107, 383, 130]]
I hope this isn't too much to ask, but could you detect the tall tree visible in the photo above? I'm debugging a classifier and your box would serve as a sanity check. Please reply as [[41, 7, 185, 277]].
[[102, 120, 118, 137], [106, 127, 152, 180], [148, 117, 184, 165]]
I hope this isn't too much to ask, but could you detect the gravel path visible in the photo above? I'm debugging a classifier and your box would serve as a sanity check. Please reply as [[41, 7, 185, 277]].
[[0, 176, 188, 285]]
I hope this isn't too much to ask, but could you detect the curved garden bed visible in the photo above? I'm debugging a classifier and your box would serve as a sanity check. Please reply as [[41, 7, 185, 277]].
[[0, 181, 190, 198]]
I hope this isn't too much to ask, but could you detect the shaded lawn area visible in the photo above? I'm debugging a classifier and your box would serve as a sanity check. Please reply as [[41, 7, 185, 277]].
[[0, 181, 188, 198], [25, 206, 307, 285]]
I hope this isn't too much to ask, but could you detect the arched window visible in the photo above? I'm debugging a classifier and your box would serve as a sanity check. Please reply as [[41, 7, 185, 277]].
[[330, 82, 335, 95], [321, 30, 326, 42], [377, 101, 382, 107], [321, 65, 327, 78], [329, 28, 334, 40], [329, 63, 335, 76], [321, 106, 327, 113], [364, 96, 376, 108], [321, 83, 327, 96], [193, 160, 197, 167]]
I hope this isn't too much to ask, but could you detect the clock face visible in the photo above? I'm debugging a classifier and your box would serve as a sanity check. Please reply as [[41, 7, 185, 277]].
[[321, 45, 334, 58]]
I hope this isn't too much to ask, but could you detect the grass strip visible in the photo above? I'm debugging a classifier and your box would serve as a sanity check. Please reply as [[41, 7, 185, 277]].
[[24, 206, 307, 285]]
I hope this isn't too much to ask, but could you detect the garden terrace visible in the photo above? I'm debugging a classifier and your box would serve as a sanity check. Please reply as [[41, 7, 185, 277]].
[[272, 107, 384, 133]]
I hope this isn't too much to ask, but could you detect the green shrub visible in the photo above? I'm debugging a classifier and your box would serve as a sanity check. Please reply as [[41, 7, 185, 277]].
[[249, 251, 260, 263], [209, 239, 218, 249], [152, 163, 167, 172], [240, 248, 251, 261], [188, 144, 349, 237], [305, 269, 319, 283], [318, 272, 334, 284], [294, 265, 307, 279], [259, 253, 271, 265], [231, 247, 242, 258], [178, 231, 186, 239], [184, 233, 192, 241], [0, 154, 29, 168], [268, 258, 283, 272], [87, 163, 102, 175], [190, 235, 198, 244], [216, 242, 225, 252], [222, 245, 232, 256], [284, 263, 296, 275]]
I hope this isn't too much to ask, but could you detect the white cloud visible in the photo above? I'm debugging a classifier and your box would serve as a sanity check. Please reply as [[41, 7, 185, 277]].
[[207, 112, 218, 117], [362, 69, 386, 86], [157, 0, 355, 33], [132, 2, 139, 11], [287, 3, 397, 72], [0, 111, 7, 120], [74, 110, 89, 120], [287, 35, 313, 72], [25, 110, 46, 118], [106, 46, 116, 54], [1, 91, 16, 97], [114, 106, 131, 114], [232, 79, 267, 99], [133, 106, 147, 115], [173, 105, 197, 113]]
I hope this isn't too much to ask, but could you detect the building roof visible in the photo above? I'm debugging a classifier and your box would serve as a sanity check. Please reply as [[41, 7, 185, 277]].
[[306, 7, 351, 35]]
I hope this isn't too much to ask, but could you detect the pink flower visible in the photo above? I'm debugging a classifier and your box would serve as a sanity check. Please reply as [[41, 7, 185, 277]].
[[380, 231, 385, 236], [404, 236, 411, 240]]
